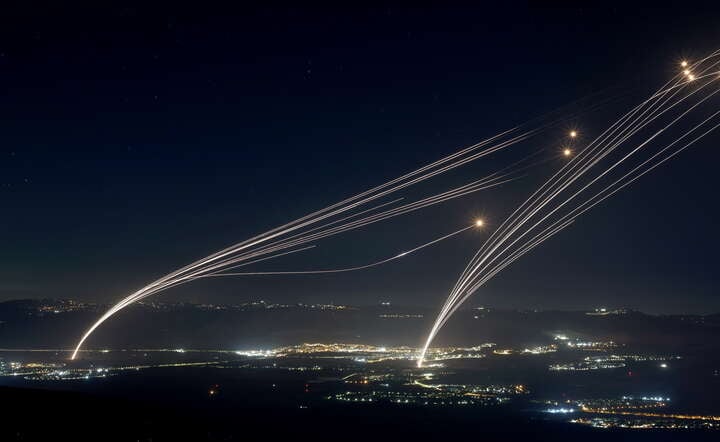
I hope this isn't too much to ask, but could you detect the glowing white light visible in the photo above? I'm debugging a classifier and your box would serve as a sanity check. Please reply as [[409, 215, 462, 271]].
[[546, 407, 576, 414]]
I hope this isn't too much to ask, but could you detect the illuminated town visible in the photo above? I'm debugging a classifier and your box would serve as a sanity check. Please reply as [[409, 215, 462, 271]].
[[2, 329, 718, 432]]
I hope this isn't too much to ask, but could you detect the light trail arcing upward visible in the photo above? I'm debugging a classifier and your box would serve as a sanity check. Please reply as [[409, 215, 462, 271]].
[[417, 49, 720, 366], [201, 223, 478, 277], [70, 109, 579, 359], [68, 73, 622, 360]]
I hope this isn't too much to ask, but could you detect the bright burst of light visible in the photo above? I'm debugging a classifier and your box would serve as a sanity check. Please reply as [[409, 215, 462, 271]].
[[681, 60, 688, 68], [569, 130, 577, 138], [563, 148, 572, 157], [475, 219, 484, 227], [683, 69, 690, 76], [688, 74, 696, 81], [545, 407, 576, 414]]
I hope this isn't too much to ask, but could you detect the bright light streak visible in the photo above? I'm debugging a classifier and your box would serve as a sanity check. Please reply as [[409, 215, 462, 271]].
[[75, 85, 617, 359], [70, 130, 534, 359], [72, 48, 720, 362], [204, 223, 477, 278], [418, 48, 720, 367]]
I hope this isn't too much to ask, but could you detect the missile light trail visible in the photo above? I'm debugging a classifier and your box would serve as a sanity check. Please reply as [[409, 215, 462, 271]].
[[418, 49, 720, 366], [70, 115, 578, 359], [69, 49, 720, 363], [202, 222, 480, 278]]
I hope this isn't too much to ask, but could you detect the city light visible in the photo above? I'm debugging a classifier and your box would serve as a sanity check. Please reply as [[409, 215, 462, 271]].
[[545, 407, 576, 414]]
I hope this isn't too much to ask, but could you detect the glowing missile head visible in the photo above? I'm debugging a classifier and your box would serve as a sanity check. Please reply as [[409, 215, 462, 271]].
[[683, 69, 690, 76], [563, 148, 572, 157], [688, 74, 695, 81], [569, 130, 577, 138], [475, 219, 484, 228], [681, 60, 688, 68]]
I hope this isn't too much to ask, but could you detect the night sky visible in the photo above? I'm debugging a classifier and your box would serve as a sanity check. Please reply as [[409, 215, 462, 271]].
[[1, 4, 719, 313]]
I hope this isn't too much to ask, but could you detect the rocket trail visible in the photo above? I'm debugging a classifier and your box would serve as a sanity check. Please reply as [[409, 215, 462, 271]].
[[202, 223, 477, 277], [70, 106, 579, 359], [69, 61, 634, 360], [418, 50, 720, 366]]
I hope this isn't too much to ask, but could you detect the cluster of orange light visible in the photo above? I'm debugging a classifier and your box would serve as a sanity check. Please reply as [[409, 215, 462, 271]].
[[563, 130, 578, 157], [681, 60, 696, 81]]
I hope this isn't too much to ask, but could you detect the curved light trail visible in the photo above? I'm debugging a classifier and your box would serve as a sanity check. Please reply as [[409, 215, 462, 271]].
[[68, 55, 649, 361], [202, 223, 478, 277], [418, 49, 720, 366], [70, 102, 585, 359]]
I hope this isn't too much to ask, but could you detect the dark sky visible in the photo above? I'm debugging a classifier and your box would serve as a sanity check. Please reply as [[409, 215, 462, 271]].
[[1, 4, 718, 313]]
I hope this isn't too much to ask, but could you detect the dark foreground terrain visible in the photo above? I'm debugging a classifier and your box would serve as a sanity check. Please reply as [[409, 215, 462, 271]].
[[1, 385, 718, 442]]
